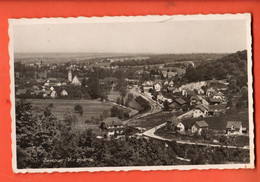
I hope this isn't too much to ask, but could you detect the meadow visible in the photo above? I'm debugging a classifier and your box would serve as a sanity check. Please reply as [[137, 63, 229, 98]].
[[22, 99, 115, 134]]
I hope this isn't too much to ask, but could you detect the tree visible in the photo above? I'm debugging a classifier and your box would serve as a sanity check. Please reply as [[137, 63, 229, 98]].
[[121, 97, 125, 106], [117, 97, 121, 105], [163, 100, 170, 111], [74, 104, 83, 115], [119, 86, 127, 98], [87, 76, 100, 99], [81, 78, 87, 88]]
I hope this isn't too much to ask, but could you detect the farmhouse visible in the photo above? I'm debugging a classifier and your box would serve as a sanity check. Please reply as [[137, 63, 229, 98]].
[[226, 121, 243, 135], [191, 120, 209, 135], [100, 117, 125, 139], [167, 116, 185, 133]]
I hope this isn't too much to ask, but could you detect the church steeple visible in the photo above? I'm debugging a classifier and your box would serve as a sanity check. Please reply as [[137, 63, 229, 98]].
[[68, 69, 72, 82]]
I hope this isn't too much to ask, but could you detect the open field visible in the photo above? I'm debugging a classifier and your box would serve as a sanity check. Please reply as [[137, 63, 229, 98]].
[[18, 99, 115, 134], [23, 99, 113, 120]]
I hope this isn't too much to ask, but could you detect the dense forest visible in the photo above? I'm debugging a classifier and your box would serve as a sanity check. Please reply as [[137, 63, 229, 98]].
[[185, 50, 247, 86], [16, 101, 249, 169]]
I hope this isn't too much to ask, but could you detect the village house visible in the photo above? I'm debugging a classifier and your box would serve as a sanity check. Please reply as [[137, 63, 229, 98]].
[[191, 120, 209, 135], [169, 98, 187, 111], [190, 95, 201, 106], [142, 80, 153, 87], [168, 80, 174, 87], [50, 90, 57, 98], [167, 115, 185, 133], [161, 71, 168, 78], [43, 90, 51, 98], [226, 121, 243, 135], [212, 91, 224, 100], [71, 75, 81, 85], [16, 89, 29, 97], [100, 117, 125, 140], [154, 82, 162, 92], [164, 81, 169, 86], [197, 88, 205, 95], [208, 105, 226, 116], [60, 89, 68, 96], [167, 71, 177, 78], [193, 104, 209, 118], [208, 98, 222, 105], [206, 87, 216, 97]]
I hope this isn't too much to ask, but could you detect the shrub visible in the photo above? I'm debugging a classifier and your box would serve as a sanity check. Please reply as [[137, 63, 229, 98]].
[[74, 104, 83, 115]]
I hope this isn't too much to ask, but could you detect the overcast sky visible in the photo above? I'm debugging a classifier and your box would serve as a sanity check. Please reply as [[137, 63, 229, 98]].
[[13, 19, 248, 54]]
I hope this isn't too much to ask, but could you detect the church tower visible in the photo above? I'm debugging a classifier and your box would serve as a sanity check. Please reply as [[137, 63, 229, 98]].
[[68, 69, 72, 82]]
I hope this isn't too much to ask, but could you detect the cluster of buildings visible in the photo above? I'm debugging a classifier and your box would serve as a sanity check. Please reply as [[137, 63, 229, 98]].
[[15, 70, 83, 99], [141, 79, 228, 119], [166, 115, 244, 136]]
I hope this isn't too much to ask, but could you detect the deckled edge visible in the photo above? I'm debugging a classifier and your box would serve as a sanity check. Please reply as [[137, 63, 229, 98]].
[[8, 13, 254, 173]]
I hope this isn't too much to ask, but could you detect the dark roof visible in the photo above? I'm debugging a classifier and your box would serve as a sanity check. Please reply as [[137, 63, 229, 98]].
[[102, 117, 123, 126], [208, 104, 226, 111], [190, 95, 199, 100], [167, 115, 179, 123], [209, 98, 222, 103], [226, 121, 242, 129], [194, 120, 209, 128], [168, 116, 181, 127], [186, 90, 196, 96], [16, 89, 28, 95], [195, 105, 208, 112], [175, 98, 186, 105]]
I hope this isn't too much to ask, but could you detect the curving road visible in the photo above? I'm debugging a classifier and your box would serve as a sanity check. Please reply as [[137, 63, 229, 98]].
[[123, 86, 162, 125]]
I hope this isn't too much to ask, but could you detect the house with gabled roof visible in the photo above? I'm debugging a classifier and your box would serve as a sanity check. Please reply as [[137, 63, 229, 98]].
[[168, 98, 187, 111], [208, 98, 222, 105], [193, 104, 209, 118], [100, 117, 125, 139], [191, 120, 209, 134], [226, 121, 242, 135], [166, 115, 185, 133], [16, 89, 29, 97], [190, 95, 200, 106], [154, 82, 162, 92], [71, 75, 81, 85], [60, 89, 68, 96], [206, 87, 217, 97], [50, 90, 57, 98]]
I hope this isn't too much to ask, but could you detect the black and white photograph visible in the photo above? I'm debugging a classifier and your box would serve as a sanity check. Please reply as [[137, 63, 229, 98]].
[[9, 14, 254, 173]]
